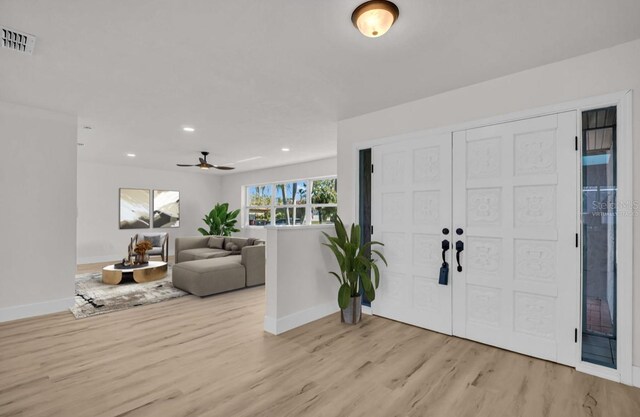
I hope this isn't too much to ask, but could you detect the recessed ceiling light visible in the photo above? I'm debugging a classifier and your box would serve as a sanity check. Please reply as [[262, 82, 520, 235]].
[[281, 148, 290, 152], [77, 142, 84, 147], [126, 153, 136, 158], [352, 1, 399, 38], [83, 126, 92, 130], [183, 127, 195, 132]]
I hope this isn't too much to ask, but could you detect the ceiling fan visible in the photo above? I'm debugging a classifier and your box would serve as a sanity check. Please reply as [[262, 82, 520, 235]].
[[176, 151, 234, 170]]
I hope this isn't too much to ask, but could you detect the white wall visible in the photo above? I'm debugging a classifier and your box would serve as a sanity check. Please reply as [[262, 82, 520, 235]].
[[337, 39, 640, 368], [264, 225, 339, 334], [77, 162, 222, 263], [220, 157, 337, 240], [0, 101, 77, 321]]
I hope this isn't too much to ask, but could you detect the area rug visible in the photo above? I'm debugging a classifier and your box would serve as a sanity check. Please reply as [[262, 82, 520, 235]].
[[70, 267, 188, 319]]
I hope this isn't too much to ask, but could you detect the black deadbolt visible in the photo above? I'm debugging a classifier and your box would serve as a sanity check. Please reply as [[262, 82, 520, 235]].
[[442, 228, 450, 235], [456, 228, 464, 235]]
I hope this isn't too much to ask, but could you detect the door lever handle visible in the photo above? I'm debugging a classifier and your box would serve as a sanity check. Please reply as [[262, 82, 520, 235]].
[[455, 240, 464, 272], [439, 239, 450, 285], [441, 239, 450, 263]]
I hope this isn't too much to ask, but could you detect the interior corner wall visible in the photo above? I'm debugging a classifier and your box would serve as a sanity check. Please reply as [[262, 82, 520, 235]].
[[219, 157, 337, 241], [336, 39, 640, 367], [76, 162, 222, 264], [0, 100, 77, 321]]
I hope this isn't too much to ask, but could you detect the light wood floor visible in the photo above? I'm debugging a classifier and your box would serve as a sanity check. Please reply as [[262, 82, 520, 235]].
[[1, 265, 639, 416]]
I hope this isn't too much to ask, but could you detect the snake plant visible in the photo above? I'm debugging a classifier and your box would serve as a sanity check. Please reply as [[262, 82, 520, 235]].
[[323, 216, 387, 309]]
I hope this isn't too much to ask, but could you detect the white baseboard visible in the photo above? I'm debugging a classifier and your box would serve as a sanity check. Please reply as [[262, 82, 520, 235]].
[[362, 305, 372, 315], [633, 366, 640, 388], [264, 302, 339, 335], [576, 362, 621, 383], [0, 297, 75, 323]]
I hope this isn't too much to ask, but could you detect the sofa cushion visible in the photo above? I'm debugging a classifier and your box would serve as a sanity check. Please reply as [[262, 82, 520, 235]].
[[142, 235, 163, 247], [195, 251, 231, 260], [208, 236, 225, 249], [178, 248, 229, 263], [147, 247, 162, 255]]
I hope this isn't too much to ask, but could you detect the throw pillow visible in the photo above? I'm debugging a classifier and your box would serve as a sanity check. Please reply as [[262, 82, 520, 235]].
[[246, 237, 256, 246], [143, 235, 162, 247], [208, 236, 225, 249], [225, 241, 240, 254], [229, 237, 249, 249]]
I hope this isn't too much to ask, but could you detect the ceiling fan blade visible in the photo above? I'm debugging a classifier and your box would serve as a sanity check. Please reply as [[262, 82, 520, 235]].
[[176, 164, 196, 167], [213, 165, 235, 170]]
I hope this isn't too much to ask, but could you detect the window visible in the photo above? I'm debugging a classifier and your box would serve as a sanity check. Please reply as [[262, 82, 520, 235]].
[[245, 177, 337, 227], [310, 178, 338, 224], [246, 185, 272, 226]]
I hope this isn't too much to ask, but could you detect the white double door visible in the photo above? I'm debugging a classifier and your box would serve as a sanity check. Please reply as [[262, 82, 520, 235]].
[[372, 112, 578, 366]]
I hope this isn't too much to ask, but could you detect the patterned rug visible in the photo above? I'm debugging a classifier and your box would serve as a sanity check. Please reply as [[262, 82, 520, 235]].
[[70, 267, 188, 319]]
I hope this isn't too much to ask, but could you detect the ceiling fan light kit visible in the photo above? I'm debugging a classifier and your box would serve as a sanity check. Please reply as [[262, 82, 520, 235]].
[[351, 0, 399, 38], [176, 151, 234, 171]]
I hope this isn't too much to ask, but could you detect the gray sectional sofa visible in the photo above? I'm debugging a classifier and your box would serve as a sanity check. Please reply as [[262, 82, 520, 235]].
[[172, 236, 265, 297]]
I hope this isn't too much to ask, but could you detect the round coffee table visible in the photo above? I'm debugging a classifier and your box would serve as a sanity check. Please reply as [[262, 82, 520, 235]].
[[102, 261, 168, 285]]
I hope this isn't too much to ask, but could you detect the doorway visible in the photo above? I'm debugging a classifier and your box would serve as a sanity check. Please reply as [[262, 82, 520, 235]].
[[372, 112, 579, 366]]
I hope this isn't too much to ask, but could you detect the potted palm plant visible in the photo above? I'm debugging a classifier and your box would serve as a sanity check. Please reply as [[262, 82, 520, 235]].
[[323, 216, 387, 324], [198, 203, 240, 236]]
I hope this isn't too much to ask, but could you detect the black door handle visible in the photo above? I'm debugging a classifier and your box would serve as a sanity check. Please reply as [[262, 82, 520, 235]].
[[441, 239, 450, 263], [455, 240, 464, 272], [439, 239, 450, 285]]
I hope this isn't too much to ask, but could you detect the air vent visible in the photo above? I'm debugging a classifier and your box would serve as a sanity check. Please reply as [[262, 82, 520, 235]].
[[1, 26, 36, 55]]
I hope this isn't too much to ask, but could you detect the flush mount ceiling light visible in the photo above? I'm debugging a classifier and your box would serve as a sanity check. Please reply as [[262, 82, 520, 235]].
[[351, 0, 399, 38], [126, 153, 136, 158], [281, 148, 290, 152], [183, 127, 195, 132]]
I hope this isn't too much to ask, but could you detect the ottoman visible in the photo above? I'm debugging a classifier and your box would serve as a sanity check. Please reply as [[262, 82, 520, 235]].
[[172, 257, 245, 296]]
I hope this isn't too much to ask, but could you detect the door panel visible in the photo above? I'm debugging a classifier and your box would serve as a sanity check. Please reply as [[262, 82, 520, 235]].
[[372, 133, 453, 334], [452, 112, 578, 366]]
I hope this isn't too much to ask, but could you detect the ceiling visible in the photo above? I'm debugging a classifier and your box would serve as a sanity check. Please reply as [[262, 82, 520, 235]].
[[1, 0, 639, 174]]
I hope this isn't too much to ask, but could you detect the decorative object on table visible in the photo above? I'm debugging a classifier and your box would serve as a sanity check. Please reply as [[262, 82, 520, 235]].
[[153, 190, 180, 228], [119, 188, 150, 229], [197, 202, 240, 236], [323, 215, 387, 324], [71, 267, 187, 319], [176, 151, 235, 171], [134, 240, 153, 264], [126, 234, 138, 264]]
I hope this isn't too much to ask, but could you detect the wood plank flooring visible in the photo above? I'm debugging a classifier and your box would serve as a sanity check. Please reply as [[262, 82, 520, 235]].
[[1, 265, 639, 416]]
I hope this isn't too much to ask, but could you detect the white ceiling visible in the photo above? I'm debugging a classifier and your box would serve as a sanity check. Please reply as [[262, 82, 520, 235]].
[[1, 0, 639, 174]]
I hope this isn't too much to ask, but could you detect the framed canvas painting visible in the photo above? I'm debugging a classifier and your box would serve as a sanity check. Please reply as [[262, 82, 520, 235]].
[[153, 190, 180, 228], [119, 188, 151, 229]]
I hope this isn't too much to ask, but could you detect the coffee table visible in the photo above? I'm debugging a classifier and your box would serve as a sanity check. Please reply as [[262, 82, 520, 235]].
[[102, 261, 168, 285]]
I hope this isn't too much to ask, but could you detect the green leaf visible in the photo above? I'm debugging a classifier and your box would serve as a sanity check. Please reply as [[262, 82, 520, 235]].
[[350, 223, 360, 249], [371, 263, 380, 288], [365, 286, 375, 302], [371, 249, 388, 266], [322, 243, 345, 269], [334, 216, 348, 245], [329, 271, 343, 284], [338, 283, 351, 309], [197, 227, 210, 236], [360, 270, 372, 292]]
